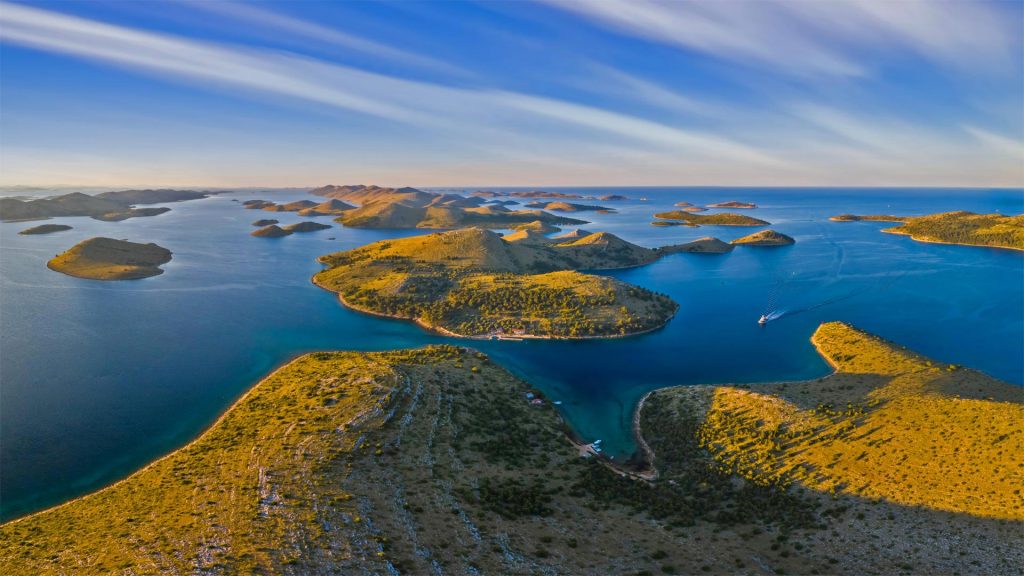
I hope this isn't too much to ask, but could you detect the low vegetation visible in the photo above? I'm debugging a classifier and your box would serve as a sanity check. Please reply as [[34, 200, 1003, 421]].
[[650, 322, 1024, 520], [4, 327, 1020, 575]]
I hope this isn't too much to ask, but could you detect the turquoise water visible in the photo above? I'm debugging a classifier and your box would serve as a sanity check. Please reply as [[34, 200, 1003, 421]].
[[1, 187, 1021, 520]]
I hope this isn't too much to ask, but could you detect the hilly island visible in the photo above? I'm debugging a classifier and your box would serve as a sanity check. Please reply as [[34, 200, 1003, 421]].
[[312, 228, 678, 339]]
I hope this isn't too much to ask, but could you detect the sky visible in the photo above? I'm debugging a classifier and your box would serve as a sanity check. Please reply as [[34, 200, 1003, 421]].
[[0, 0, 1021, 188]]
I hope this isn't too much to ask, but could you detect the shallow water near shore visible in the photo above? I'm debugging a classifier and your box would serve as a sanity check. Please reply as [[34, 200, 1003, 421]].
[[1, 187, 1022, 520]]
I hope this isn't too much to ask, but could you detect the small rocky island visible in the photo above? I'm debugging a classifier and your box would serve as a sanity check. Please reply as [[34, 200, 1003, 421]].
[[251, 221, 332, 237], [19, 224, 72, 235], [658, 236, 734, 253], [251, 219, 279, 227], [653, 211, 769, 226], [708, 201, 757, 209], [524, 201, 613, 213], [731, 230, 795, 246], [47, 237, 172, 280]]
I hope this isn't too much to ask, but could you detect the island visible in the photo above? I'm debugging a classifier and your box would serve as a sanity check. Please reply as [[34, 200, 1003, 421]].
[[251, 219, 279, 226], [731, 229, 795, 246], [832, 210, 1024, 251], [599, 194, 629, 201], [297, 199, 354, 216], [707, 201, 757, 209], [828, 214, 905, 222], [313, 228, 677, 339], [511, 220, 560, 234], [285, 221, 331, 233], [523, 201, 613, 213], [653, 210, 769, 226], [309, 185, 588, 230], [2, 323, 1018, 576], [650, 220, 697, 227], [46, 237, 172, 280], [18, 224, 72, 235], [251, 225, 291, 238], [251, 222, 332, 237], [0, 189, 208, 222], [658, 236, 734, 253]]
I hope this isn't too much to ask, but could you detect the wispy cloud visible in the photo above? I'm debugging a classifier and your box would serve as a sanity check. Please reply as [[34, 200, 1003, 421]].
[[180, 0, 464, 76], [0, 1, 779, 165], [541, 0, 1018, 77]]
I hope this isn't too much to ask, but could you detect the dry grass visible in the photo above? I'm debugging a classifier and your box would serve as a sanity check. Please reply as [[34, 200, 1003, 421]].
[[667, 322, 1024, 520]]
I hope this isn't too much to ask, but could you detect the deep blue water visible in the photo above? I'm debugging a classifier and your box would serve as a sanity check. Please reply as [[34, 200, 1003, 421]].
[[1, 187, 1021, 521]]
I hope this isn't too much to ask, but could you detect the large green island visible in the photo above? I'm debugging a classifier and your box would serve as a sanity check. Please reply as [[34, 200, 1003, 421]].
[[313, 228, 678, 338], [831, 210, 1024, 250], [1, 323, 1019, 575]]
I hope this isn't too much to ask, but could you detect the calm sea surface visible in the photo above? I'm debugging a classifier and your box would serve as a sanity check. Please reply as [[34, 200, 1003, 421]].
[[1, 187, 1021, 520]]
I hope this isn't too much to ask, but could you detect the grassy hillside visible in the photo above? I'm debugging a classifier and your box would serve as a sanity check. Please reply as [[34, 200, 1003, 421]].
[[47, 237, 172, 280], [884, 211, 1024, 250], [653, 211, 769, 226], [647, 322, 1024, 520], [313, 228, 675, 338], [4, 333, 1021, 575]]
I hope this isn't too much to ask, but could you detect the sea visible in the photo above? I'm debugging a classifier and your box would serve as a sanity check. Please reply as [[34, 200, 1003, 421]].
[[1, 187, 1021, 521]]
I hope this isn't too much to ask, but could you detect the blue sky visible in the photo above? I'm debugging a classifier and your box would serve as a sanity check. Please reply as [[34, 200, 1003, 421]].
[[0, 0, 1021, 187]]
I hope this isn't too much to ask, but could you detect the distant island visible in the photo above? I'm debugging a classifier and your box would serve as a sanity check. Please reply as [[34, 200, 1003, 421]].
[[313, 228, 677, 339], [523, 201, 613, 212], [0, 189, 209, 222], [243, 198, 354, 215], [251, 222, 331, 237], [653, 210, 769, 226], [832, 211, 1023, 251], [731, 229, 795, 246], [650, 220, 697, 227], [18, 224, 72, 235], [47, 237, 172, 280], [251, 219, 279, 227], [309, 184, 587, 229], [599, 194, 629, 201], [658, 236, 733, 253], [707, 201, 757, 209], [2, 324, 1018, 575]]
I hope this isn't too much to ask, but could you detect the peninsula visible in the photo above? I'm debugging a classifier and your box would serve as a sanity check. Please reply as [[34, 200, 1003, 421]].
[[47, 237, 172, 280], [832, 211, 1024, 250], [313, 228, 676, 339], [2, 324, 1019, 575]]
